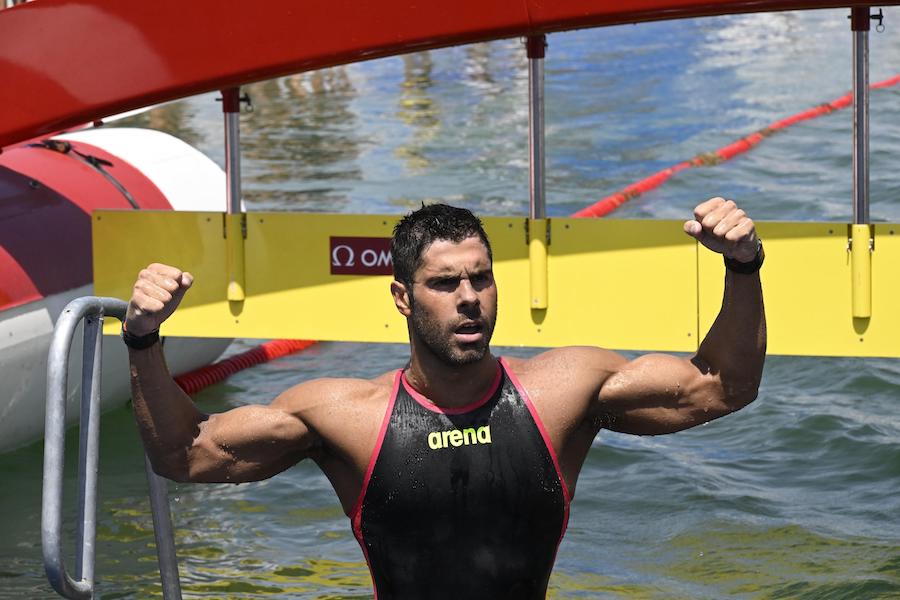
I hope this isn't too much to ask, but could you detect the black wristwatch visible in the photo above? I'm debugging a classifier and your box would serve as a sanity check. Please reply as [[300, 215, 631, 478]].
[[724, 240, 764, 275], [121, 323, 160, 350]]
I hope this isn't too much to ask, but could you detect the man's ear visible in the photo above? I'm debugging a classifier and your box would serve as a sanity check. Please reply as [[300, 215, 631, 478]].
[[391, 280, 412, 317]]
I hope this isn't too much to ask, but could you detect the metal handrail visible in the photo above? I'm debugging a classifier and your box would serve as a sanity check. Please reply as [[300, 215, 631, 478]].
[[42, 296, 183, 599]]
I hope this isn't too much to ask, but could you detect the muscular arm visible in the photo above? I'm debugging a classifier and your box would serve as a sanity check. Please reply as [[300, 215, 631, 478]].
[[596, 270, 764, 435], [125, 263, 317, 483], [130, 344, 317, 483], [593, 198, 766, 435]]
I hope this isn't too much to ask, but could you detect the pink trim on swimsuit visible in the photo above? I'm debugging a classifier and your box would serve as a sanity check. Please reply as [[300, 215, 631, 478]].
[[401, 362, 502, 415], [499, 357, 572, 553], [350, 369, 402, 600]]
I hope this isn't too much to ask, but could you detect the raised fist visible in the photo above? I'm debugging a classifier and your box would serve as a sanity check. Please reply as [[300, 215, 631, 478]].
[[683, 197, 759, 263], [125, 263, 193, 337]]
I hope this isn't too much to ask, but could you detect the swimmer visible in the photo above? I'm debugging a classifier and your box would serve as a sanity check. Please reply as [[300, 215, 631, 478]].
[[125, 197, 765, 599]]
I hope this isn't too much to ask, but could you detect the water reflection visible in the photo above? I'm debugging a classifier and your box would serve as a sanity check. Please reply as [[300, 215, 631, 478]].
[[240, 67, 364, 211], [464, 43, 498, 91], [395, 52, 440, 171], [115, 100, 202, 148]]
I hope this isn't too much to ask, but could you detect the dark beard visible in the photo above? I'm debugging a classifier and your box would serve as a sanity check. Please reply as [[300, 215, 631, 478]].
[[409, 299, 494, 366]]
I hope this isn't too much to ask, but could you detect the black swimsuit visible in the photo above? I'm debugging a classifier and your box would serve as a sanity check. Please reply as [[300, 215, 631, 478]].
[[351, 357, 570, 599]]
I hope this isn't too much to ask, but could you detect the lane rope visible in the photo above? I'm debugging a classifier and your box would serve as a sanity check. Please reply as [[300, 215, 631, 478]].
[[174, 339, 317, 395], [572, 74, 900, 218]]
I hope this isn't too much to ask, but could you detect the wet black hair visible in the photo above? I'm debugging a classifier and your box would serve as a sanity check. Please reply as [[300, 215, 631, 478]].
[[391, 203, 492, 284]]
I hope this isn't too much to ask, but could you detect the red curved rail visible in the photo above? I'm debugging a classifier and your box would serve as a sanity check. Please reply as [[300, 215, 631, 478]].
[[0, 0, 895, 149]]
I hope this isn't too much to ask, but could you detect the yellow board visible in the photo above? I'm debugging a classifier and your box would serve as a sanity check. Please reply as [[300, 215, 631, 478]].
[[94, 211, 900, 357], [698, 222, 900, 358]]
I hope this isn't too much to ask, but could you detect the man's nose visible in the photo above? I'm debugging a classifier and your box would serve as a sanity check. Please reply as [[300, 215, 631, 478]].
[[457, 278, 479, 306]]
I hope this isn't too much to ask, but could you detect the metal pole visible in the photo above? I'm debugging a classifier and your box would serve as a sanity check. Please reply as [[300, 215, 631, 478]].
[[74, 314, 103, 591], [145, 456, 183, 600], [526, 35, 549, 310], [851, 7, 870, 225], [222, 88, 246, 302], [223, 88, 242, 216], [527, 35, 547, 220], [850, 8, 873, 319]]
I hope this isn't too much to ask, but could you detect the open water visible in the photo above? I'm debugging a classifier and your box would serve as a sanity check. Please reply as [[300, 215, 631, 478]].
[[3, 7, 900, 599]]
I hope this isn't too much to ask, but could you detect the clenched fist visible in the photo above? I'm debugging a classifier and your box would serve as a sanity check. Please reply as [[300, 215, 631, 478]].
[[683, 197, 759, 263], [125, 263, 193, 337]]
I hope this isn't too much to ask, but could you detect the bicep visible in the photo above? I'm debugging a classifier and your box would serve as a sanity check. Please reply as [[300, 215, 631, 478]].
[[188, 404, 316, 483], [595, 353, 720, 435]]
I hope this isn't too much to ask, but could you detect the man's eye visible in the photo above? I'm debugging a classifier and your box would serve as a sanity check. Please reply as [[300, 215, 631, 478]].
[[433, 278, 459, 289], [471, 273, 492, 287]]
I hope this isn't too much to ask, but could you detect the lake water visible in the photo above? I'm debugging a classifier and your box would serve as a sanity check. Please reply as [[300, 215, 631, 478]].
[[3, 7, 900, 599]]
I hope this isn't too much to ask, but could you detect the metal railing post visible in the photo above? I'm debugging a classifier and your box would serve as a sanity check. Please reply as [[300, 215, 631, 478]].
[[852, 7, 870, 226], [146, 456, 183, 600], [527, 35, 547, 221], [222, 87, 247, 303], [74, 313, 102, 590], [43, 297, 124, 599], [526, 34, 549, 310], [43, 296, 183, 600], [850, 7, 873, 319]]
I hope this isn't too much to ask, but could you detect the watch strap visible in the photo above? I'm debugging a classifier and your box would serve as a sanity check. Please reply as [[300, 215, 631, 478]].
[[724, 240, 764, 274], [122, 323, 160, 350]]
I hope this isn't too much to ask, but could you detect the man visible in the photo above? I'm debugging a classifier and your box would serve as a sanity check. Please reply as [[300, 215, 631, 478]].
[[124, 197, 765, 599]]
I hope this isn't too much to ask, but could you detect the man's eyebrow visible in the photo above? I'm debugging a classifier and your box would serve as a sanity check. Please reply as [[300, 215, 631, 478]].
[[426, 272, 461, 281], [427, 266, 490, 277]]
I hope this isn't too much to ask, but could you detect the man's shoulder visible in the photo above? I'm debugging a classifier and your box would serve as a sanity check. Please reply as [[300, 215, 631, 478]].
[[270, 369, 399, 414], [503, 346, 627, 382], [500, 347, 630, 451]]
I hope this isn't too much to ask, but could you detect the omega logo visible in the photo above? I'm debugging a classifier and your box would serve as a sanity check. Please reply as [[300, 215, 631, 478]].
[[329, 236, 393, 275], [331, 245, 391, 268], [331, 245, 356, 267]]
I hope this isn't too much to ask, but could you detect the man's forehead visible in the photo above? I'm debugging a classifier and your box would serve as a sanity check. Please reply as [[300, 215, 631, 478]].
[[418, 237, 491, 274]]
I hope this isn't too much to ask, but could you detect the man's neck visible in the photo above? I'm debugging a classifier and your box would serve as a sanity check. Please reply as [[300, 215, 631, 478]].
[[404, 351, 499, 409]]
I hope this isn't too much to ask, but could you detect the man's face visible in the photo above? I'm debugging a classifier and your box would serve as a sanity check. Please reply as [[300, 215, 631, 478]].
[[401, 236, 497, 366]]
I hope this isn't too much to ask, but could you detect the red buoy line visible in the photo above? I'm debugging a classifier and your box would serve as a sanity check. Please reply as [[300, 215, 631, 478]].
[[174, 339, 317, 395], [171, 74, 900, 394], [572, 73, 900, 218]]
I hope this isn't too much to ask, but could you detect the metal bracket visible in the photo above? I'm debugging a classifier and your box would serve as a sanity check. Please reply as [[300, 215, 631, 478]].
[[524, 217, 551, 245], [222, 212, 248, 239], [216, 91, 254, 113], [240, 93, 254, 112], [848, 224, 875, 318], [848, 7, 885, 32], [873, 8, 885, 32]]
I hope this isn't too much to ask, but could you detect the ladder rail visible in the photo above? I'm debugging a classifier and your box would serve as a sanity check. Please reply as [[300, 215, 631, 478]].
[[42, 296, 183, 599]]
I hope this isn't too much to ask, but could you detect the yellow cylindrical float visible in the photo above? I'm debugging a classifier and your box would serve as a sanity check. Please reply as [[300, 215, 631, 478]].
[[850, 223, 872, 318], [528, 218, 548, 310], [225, 213, 246, 302]]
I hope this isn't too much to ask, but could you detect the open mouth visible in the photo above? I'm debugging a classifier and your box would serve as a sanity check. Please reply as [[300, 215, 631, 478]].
[[454, 321, 484, 342]]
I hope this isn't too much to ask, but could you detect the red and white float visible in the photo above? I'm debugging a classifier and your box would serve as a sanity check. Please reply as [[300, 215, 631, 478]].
[[0, 126, 230, 452]]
